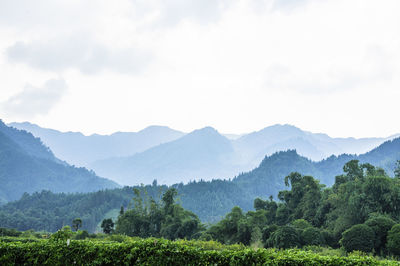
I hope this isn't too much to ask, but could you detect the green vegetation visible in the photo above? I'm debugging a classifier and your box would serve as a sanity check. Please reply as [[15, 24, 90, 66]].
[[115, 188, 204, 240], [3, 160, 400, 263], [1, 236, 398, 265], [0, 188, 134, 232], [203, 160, 400, 257], [1, 134, 399, 229], [100, 218, 114, 234]]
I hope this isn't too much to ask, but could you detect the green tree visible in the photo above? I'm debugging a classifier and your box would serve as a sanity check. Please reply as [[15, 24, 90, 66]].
[[343, 160, 364, 181], [302, 227, 324, 246], [72, 218, 82, 232], [267, 226, 300, 249], [50, 226, 73, 242], [162, 188, 177, 216], [365, 215, 396, 255], [116, 187, 203, 240], [75, 230, 89, 240], [340, 224, 374, 253], [387, 224, 400, 256], [279, 173, 322, 224], [395, 160, 400, 178], [207, 206, 246, 244], [291, 219, 312, 230], [262, 225, 278, 248], [101, 218, 114, 234]]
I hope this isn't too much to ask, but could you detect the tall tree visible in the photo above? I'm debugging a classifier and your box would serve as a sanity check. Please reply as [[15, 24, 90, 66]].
[[72, 218, 82, 232], [395, 160, 400, 178], [101, 218, 114, 234]]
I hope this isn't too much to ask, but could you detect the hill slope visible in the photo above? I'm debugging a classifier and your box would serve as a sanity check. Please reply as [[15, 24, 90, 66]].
[[91, 124, 394, 186], [8, 122, 185, 167], [0, 120, 119, 203], [91, 127, 242, 185], [1, 137, 399, 231], [232, 124, 390, 169]]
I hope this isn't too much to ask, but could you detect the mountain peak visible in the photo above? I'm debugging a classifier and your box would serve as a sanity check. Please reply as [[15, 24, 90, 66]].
[[186, 127, 224, 139]]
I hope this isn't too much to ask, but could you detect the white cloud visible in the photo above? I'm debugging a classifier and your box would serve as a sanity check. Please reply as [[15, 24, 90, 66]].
[[1, 78, 67, 119], [6, 33, 151, 74], [0, 0, 399, 137]]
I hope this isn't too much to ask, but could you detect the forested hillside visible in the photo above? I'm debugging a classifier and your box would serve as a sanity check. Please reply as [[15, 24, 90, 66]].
[[1, 137, 399, 232], [234, 137, 400, 200], [0, 120, 119, 203]]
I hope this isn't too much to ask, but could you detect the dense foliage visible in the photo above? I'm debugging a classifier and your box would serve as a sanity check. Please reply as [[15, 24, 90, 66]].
[[0, 188, 133, 232], [204, 160, 400, 256], [1, 237, 398, 265], [115, 188, 204, 240]]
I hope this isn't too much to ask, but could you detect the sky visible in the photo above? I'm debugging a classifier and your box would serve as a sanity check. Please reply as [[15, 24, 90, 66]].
[[0, 0, 399, 138]]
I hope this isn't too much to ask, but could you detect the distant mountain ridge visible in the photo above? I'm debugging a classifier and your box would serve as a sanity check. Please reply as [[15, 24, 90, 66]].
[[0, 120, 119, 203], [9, 122, 398, 186], [91, 127, 243, 185], [90, 124, 396, 186], [8, 122, 185, 167]]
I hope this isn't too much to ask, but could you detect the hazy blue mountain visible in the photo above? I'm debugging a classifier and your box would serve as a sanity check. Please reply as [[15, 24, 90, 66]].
[[8, 122, 185, 167], [91, 127, 243, 185], [10, 122, 396, 187], [0, 120, 119, 203], [233, 124, 389, 168], [90, 124, 395, 186], [0, 121, 58, 163]]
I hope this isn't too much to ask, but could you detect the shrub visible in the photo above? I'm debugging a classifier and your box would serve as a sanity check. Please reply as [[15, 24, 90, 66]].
[[340, 224, 374, 253], [0, 228, 21, 237], [50, 226, 73, 242], [365, 215, 396, 254], [302, 227, 324, 246], [387, 224, 400, 256], [267, 225, 300, 249], [0, 238, 396, 265], [75, 230, 89, 240]]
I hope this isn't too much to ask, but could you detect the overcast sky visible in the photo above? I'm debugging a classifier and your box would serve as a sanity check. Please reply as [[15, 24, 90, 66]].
[[0, 0, 399, 138]]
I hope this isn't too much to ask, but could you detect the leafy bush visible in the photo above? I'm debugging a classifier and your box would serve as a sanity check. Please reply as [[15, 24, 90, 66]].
[[340, 224, 375, 253], [75, 230, 89, 240], [0, 227, 21, 237], [0, 238, 397, 265], [50, 226, 73, 242], [267, 225, 301, 249], [365, 215, 396, 254], [387, 224, 400, 256], [302, 227, 324, 246]]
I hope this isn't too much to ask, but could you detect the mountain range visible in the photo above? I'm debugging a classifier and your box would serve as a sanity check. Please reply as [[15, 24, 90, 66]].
[[1, 136, 399, 231], [8, 122, 185, 167], [0, 120, 119, 204], [9, 122, 398, 186]]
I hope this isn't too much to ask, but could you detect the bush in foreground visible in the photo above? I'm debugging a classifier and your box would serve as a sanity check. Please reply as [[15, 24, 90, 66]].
[[1, 237, 398, 265]]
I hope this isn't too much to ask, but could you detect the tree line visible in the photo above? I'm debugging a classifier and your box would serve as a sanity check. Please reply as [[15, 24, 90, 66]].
[[112, 160, 400, 256]]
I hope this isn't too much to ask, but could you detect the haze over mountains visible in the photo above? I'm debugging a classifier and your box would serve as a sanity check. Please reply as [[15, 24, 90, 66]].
[[8, 122, 185, 167], [0, 120, 119, 204], [9, 122, 398, 186]]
